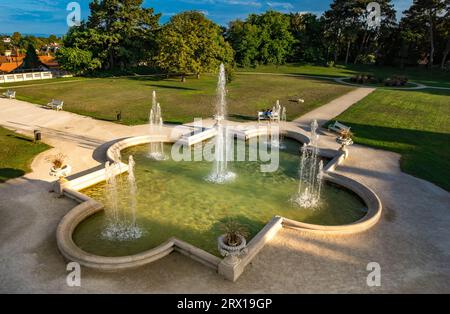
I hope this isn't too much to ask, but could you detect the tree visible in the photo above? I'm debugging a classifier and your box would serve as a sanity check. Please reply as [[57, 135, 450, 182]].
[[64, 0, 160, 70], [289, 13, 326, 63], [88, 0, 160, 69], [226, 20, 261, 67], [439, 0, 450, 69], [23, 43, 40, 69], [56, 47, 101, 75], [401, 0, 447, 67], [324, 0, 397, 65], [227, 11, 294, 66], [155, 11, 234, 81], [249, 11, 295, 65]]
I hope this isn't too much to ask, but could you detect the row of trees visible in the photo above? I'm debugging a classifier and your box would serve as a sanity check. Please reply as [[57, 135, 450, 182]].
[[56, 0, 450, 77]]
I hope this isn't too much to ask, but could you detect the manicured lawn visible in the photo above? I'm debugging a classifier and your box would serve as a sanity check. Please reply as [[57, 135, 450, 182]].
[[5, 74, 354, 125], [239, 63, 450, 88], [0, 127, 50, 182], [330, 89, 450, 191]]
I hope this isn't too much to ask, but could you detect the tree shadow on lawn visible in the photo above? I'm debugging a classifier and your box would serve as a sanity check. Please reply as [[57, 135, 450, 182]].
[[0, 168, 26, 183], [146, 84, 198, 91], [124, 76, 199, 91], [333, 122, 450, 191], [6, 134, 34, 143]]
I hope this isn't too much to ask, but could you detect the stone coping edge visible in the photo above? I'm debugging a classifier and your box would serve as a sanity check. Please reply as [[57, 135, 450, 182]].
[[56, 130, 382, 281]]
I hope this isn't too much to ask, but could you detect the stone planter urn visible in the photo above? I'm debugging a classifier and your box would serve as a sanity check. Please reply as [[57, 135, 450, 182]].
[[336, 137, 353, 146], [49, 165, 72, 179], [218, 234, 248, 264]]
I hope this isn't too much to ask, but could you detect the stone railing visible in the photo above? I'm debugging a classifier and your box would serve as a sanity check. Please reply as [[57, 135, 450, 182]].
[[0, 71, 55, 84]]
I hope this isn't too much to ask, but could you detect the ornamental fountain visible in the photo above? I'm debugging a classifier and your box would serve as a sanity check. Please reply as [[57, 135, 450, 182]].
[[206, 63, 236, 184], [293, 120, 324, 208], [101, 154, 143, 241], [148, 91, 166, 160]]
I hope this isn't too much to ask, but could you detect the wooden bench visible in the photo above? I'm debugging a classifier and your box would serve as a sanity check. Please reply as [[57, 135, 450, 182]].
[[45, 99, 64, 111], [328, 121, 351, 134], [2, 90, 16, 99]]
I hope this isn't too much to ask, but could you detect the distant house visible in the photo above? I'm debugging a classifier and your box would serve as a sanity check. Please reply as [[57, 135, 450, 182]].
[[41, 43, 61, 54], [0, 54, 25, 74], [38, 55, 60, 71], [2, 37, 11, 44]]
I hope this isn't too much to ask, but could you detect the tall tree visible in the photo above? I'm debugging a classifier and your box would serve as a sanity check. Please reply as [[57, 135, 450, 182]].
[[226, 20, 260, 67], [324, 0, 397, 65], [288, 13, 326, 63], [64, 0, 160, 70], [401, 0, 447, 67], [227, 11, 294, 66], [23, 44, 40, 69], [155, 11, 234, 81], [439, 0, 450, 69]]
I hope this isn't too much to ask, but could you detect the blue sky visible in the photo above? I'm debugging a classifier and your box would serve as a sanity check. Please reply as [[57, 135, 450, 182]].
[[0, 0, 413, 36]]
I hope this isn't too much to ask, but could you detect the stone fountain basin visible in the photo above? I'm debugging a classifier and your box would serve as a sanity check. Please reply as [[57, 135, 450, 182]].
[[56, 130, 382, 281]]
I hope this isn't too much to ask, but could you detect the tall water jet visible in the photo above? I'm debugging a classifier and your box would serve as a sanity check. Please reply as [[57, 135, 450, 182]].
[[148, 91, 166, 160], [128, 155, 138, 227], [104, 161, 119, 222], [206, 64, 235, 184], [293, 120, 324, 208], [102, 158, 143, 241]]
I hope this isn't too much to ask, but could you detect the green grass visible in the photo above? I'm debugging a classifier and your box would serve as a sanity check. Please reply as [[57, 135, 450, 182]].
[[4, 74, 354, 125], [239, 63, 450, 88], [0, 127, 50, 182], [329, 88, 450, 191]]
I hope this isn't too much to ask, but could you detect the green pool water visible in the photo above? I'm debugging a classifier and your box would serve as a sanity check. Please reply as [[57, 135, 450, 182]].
[[73, 139, 367, 257]]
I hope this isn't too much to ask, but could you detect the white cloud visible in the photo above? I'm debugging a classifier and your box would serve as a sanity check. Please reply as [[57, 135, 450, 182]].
[[266, 2, 294, 10]]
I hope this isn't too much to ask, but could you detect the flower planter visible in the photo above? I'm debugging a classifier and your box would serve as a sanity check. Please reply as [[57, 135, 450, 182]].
[[336, 137, 353, 146], [218, 234, 248, 259], [50, 165, 72, 178]]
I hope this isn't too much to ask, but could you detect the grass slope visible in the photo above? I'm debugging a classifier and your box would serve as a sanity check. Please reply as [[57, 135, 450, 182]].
[[4, 74, 354, 125], [330, 88, 450, 191], [239, 63, 450, 88], [0, 127, 50, 182]]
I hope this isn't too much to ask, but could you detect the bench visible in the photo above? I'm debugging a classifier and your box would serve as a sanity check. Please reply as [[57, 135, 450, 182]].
[[45, 99, 64, 111], [258, 112, 269, 122], [258, 111, 280, 122], [328, 121, 351, 134], [2, 90, 16, 99]]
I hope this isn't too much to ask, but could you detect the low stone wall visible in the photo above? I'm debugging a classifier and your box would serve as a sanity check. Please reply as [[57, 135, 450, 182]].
[[0, 71, 54, 84], [56, 129, 382, 281]]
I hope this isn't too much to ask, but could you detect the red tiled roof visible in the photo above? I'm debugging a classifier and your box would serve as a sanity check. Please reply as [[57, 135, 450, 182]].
[[0, 55, 25, 63], [38, 55, 59, 68], [0, 61, 23, 73]]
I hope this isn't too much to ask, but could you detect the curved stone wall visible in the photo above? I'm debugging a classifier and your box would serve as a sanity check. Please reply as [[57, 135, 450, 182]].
[[56, 129, 382, 279]]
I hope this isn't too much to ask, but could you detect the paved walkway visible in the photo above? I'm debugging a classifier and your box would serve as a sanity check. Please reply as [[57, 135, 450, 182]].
[[0, 91, 449, 293], [294, 87, 375, 128]]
